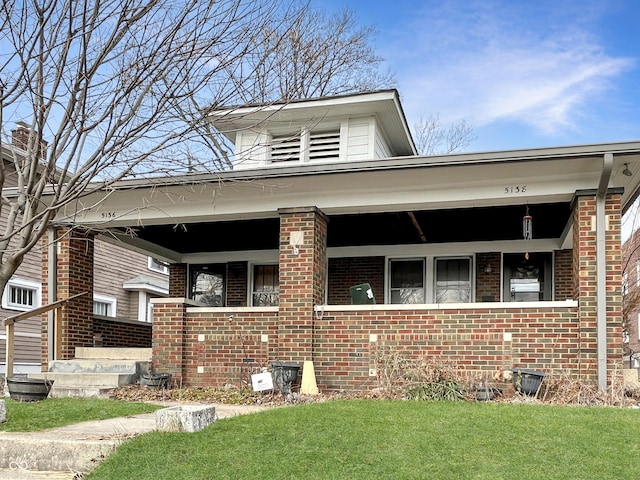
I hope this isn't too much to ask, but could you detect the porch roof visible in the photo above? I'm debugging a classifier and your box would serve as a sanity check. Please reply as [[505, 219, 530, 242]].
[[56, 140, 640, 261]]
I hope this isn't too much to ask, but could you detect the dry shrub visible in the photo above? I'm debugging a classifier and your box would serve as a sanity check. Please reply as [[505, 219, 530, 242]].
[[371, 342, 467, 401]]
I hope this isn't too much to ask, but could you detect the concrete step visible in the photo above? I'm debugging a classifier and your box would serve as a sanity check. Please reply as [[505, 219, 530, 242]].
[[28, 372, 137, 388], [48, 359, 151, 375], [74, 347, 152, 361]]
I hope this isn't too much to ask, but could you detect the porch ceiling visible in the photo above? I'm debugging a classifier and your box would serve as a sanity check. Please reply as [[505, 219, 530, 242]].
[[122, 202, 571, 254]]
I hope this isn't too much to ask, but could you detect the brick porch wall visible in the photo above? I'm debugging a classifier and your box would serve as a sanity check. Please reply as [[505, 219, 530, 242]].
[[93, 317, 152, 348], [152, 302, 582, 391]]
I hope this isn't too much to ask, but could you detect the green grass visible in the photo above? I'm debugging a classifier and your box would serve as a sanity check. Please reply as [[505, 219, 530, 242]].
[[0, 397, 161, 432], [85, 399, 640, 480]]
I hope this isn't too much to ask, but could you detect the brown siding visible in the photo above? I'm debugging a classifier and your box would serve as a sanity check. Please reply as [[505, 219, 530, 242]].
[[93, 240, 168, 319]]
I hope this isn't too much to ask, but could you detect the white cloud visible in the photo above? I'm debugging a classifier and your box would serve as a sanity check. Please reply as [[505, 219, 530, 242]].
[[390, 1, 636, 136]]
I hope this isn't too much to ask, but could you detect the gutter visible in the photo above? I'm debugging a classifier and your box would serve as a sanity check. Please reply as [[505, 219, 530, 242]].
[[596, 153, 613, 391]]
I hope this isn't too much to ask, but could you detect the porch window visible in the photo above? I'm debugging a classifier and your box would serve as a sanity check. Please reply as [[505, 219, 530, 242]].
[[190, 264, 225, 306], [435, 257, 471, 303], [148, 257, 169, 275], [252, 264, 279, 306], [389, 259, 425, 304], [2, 278, 41, 312]]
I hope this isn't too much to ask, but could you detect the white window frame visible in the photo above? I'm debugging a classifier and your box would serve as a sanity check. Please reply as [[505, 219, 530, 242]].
[[148, 257, 170, 275], [93, 294, 117, 317], [434, 256, 473, 304], [387, 258, 426, 304], [2, 278, 41, 312]]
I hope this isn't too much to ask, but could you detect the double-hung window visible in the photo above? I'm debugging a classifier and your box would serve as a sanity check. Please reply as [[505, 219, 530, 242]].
[[389, 259, 425, 304], [93, 294, 117, 317], [435, 257, 471, 303], [252, 265, 279, 306]]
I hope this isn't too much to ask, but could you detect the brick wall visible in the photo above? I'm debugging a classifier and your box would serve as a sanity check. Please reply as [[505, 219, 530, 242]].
[[554, 250, 573, 300], [475, 252, 500, 302], [41, 228, 95, 366], [169, 263, 187, 297], [328, 257, 384, 304], [226, 261, 248, 306], [93, 317, 152, 348]]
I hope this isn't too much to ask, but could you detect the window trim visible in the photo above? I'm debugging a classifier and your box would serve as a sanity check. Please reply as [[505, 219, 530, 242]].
[[93, 293, 117, 317], [148, 257, 170, 275], [2, 278, 41, 312], [433, 256, 473, 304]]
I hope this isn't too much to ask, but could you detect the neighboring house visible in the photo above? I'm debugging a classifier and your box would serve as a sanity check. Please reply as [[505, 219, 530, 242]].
[[36, 90, 640, 392], [0, 125, 169, 374], [623, 228, 640, 367]]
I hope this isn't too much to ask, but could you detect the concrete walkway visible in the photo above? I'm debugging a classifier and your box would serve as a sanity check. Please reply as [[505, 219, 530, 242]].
[[0, 402, 271, 479]]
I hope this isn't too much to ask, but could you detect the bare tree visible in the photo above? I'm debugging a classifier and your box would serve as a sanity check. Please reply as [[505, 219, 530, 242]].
[[0, 0, 298, 293], [224, 4, 396, 103], [413, 114, 476, 155]]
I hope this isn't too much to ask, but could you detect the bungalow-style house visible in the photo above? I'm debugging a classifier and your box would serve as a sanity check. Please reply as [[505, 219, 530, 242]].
[[1, 124, 169, 375], [40, 89, 640, 392]]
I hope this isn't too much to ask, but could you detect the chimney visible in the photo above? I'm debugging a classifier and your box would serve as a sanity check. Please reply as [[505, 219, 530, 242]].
[[11, 122, 48, 159]]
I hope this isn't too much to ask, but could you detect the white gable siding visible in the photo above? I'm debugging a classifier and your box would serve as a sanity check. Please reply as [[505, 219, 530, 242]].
[[233, 131, 269, 170], [374, 125, 392, 159], [346, 118, 374, 162]]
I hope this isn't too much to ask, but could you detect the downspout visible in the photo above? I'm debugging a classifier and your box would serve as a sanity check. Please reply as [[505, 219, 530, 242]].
[[596, 153, 613, 391], [47, 227, 57, 364]]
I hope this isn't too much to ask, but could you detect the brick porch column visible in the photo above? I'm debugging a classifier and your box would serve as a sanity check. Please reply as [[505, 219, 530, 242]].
[[572, 190, 623, 384], [151, 298, 187, 381], [277, 207, 328, 362], [41, 228, 95, 367]]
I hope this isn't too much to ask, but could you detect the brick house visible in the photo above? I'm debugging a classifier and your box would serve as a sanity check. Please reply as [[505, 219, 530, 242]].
[[623, 228, 640, 367], [42, 89, 640, 392], [1, 124, 167, 374]]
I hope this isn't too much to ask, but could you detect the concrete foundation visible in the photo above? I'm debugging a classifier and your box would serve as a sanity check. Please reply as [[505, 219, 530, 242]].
[[156, 405, 216, 432]]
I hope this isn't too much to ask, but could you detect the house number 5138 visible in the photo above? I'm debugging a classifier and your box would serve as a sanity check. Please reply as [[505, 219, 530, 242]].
[[504, 185, 527, 194]]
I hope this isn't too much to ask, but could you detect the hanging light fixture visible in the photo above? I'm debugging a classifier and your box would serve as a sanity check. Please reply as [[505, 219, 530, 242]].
[[523, 206, 532, 260]]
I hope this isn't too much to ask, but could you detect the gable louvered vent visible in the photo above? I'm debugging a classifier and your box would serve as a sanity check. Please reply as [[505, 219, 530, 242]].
[[270, 134, 301, 163], [308, 130, 340, 161]]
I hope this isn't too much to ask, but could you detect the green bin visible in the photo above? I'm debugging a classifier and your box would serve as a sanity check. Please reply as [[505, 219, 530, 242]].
[[350, 283, 375, 304]]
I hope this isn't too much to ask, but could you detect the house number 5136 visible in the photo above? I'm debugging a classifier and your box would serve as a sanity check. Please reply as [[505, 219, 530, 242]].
[[504, 185, 527, 194]]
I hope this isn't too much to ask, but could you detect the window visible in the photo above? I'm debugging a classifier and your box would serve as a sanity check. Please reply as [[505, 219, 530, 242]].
[[623, 272, 629, 296], [93, 294, 117, 317], [269, 128, 340, 164], [435, 257, 471, 303], [252, 265, 279, 306], [148, 257, 169, 275], [190, 264, 226, 306], [2, 278, 41, 311], [503, 252, 552, 302], [389, 259, 425, 304]]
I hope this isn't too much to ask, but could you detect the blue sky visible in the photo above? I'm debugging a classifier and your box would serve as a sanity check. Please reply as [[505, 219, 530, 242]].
[[320, 0, 638, 153]]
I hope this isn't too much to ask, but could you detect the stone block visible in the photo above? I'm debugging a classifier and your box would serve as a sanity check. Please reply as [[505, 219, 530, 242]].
[[156, 405, 216, 432], [0, 400, 5, 423]]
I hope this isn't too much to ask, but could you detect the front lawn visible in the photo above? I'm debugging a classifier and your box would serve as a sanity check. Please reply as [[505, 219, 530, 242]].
[[0, 397, 161, 432], [86, 399, 640, 480]]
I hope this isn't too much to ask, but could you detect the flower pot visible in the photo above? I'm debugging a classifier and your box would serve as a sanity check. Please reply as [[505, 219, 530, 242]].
[[7, 377, 54, 402], [141, 372, 171, 389], [512, 368, 546, 396], [270, 362, 301, 395]]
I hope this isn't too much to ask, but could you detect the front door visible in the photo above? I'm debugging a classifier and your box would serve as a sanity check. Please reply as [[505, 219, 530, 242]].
[[503, 252, 552, 301]]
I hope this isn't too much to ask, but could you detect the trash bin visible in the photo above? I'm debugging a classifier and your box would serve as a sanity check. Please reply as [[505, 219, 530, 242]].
[[350, 283, 375, 305]]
